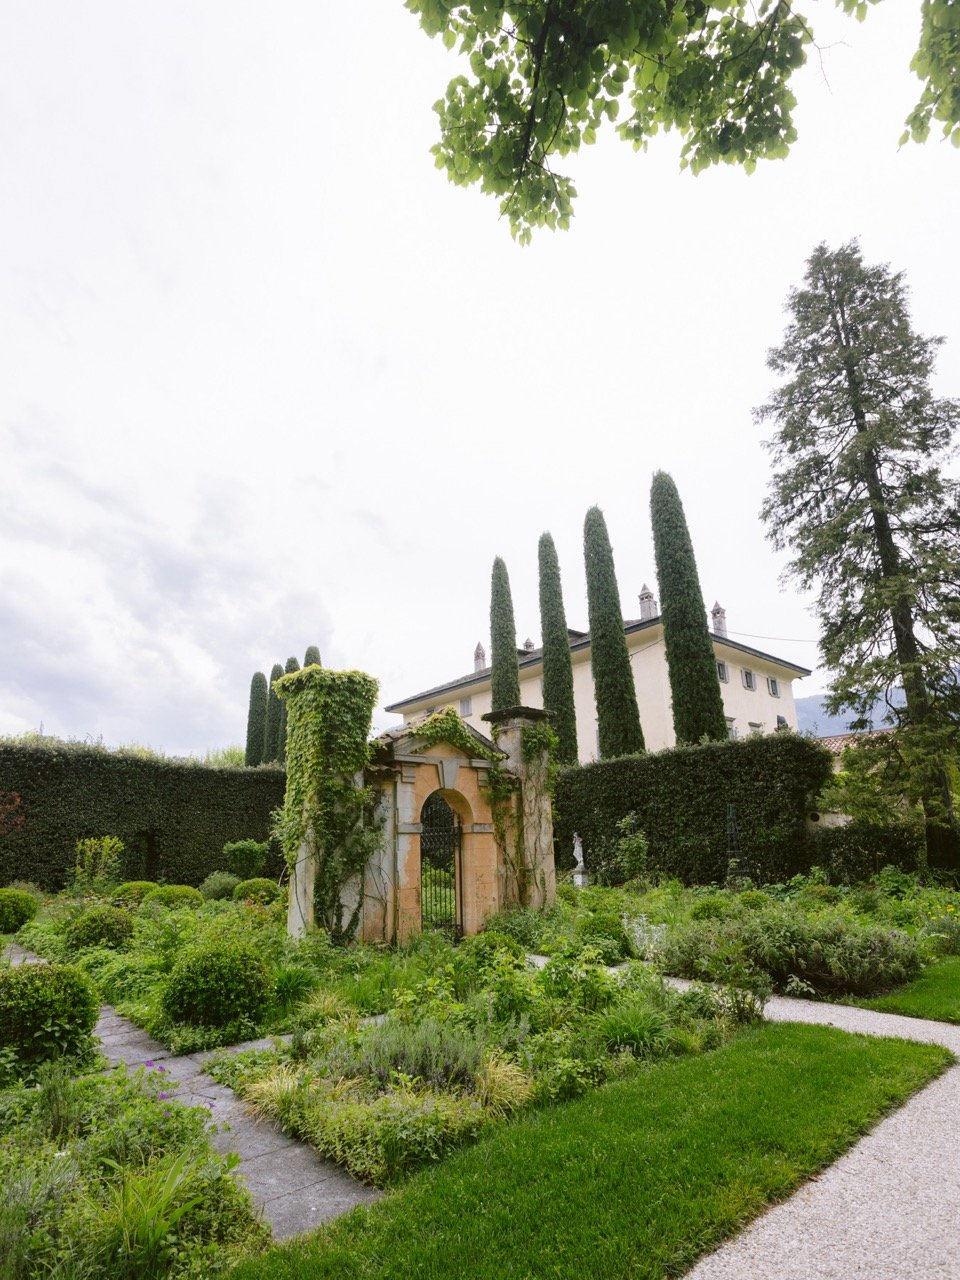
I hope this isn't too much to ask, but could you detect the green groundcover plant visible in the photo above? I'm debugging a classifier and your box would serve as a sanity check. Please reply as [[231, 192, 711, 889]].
[[0, 1060, 268, 1278]]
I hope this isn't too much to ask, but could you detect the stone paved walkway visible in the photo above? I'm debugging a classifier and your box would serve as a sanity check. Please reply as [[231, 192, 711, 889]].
[[4, 942, 379, 1239]]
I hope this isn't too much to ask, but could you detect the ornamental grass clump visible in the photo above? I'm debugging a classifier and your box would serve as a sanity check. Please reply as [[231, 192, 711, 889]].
[[0, 887, 38, 933], [198, 870, 241, 900], [161, 937, 271, 1028]]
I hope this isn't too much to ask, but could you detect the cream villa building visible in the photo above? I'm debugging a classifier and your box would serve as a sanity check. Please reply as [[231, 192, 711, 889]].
[[386, 592, 811, 762]]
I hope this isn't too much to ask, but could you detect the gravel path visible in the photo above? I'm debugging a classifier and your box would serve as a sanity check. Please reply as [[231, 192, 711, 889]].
[[684, 996, 960, 1280]]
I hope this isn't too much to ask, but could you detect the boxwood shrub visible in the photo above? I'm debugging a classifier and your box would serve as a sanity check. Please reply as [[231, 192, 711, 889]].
[[65, 905, 134, 952], [0, 887, 39, 933], [112, 880, 159, 906], [232, 877, 283, 905], [0, 962, 99, 1066], [141, 884, 204, 910], [553, 733, 833, 885], [162, 938, 271, 1027]]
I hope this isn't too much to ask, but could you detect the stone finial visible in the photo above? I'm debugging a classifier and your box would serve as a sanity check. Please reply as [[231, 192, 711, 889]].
[[638, 583, 658, 621], [474, 642, 486, 672], [711, 602, 727, 637], [523, 637, 535, 651]]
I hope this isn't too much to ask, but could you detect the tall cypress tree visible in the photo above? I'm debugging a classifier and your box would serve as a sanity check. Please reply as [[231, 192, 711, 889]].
[[650, 471, 728, 745], [490, 557, 521, 711], [278, 656, 300, 765], [304, 645, 322, 667], [264, 663, 285, 763], [538, 532, 578, 764], [583, 506, 645, 758], [244, 672, 268, 767]]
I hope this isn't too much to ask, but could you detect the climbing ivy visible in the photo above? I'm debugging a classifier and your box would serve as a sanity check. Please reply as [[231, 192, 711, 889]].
[[275, 667, 381, 944], [411, 707, 500, 761]]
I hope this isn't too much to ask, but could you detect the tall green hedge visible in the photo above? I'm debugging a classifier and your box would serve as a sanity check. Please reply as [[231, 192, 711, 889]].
[[264, 663, 285, 763], [0, 740, 285, 890], [554, 733, 833, 884]]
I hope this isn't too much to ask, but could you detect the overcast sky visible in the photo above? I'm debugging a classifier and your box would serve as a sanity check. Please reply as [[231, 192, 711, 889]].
[[1, 2, 957, 755]]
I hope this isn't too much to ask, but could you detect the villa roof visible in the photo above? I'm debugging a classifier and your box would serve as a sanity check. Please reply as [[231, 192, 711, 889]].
[[385, 615, 811, 713]]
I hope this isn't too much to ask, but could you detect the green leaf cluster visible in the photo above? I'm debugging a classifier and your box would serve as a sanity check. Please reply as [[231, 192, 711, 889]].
[[411, 706, 501, 760], [650, 471, 727, 745], [583, 506, 645, 758], [408, 2, 957, 239]]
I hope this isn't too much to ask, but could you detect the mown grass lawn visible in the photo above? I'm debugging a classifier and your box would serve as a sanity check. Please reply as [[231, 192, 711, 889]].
[[856, 957, 960, 1024], [228, 1022, 951, 1280]]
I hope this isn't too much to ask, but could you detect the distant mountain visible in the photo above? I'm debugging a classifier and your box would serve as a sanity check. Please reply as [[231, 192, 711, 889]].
[[794, 689, 905, 738]]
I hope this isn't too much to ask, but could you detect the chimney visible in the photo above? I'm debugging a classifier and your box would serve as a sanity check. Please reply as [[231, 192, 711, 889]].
[[474, 641, 486, 672], [638, 584, 658, 621], [523, 637, 535, 651], [711, 602, 727, 637]]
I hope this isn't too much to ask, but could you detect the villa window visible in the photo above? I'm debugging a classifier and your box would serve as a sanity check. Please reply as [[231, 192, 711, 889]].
[[726, 717, 737, 740], [767, 677, 780, 698], [741, 669, 756, 691], [748, 721, 763, 735], [716, 661, 729, 683], [459, 696, 473, 717]]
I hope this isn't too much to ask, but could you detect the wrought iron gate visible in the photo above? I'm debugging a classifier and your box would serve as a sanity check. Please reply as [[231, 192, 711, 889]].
[[420, 792, 462, 936]]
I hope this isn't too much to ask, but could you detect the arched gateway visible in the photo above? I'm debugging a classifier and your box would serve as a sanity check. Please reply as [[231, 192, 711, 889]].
[[419, 791, 463, 936]]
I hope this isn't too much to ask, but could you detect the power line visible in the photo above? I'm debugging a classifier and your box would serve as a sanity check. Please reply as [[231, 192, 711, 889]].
[[725, 629, 817, 645]]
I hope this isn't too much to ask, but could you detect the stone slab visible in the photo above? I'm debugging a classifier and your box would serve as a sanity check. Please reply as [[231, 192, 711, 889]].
[[261, 1182, 380, 1240]]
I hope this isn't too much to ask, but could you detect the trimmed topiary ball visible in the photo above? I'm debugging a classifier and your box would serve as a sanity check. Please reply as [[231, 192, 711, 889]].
[[141, 884, 204, 910], [0, 888, 39, 934], [0, 962, 99, 1066], [199, 871, 242, 901], [161, 938, 271, 1027], [232, 877, 283, 905], [65, 905, 134, 951], [113, 881, 159, 906]]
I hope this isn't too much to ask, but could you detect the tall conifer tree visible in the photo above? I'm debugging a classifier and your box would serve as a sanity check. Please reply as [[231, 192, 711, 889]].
[[490, 557, 521, 711], [650, 472, 728, 745], [538, 532, 578, 764], [304, 645, 322, 667], [264, 663, 285, 763], [244, 672, 268, 766], [584, 507, 645, 758], [278, 657, 300, 765]]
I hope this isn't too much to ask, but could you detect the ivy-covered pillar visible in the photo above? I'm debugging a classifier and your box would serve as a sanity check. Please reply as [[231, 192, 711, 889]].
[[482, 707, 557, 912], [275, 667, 380, 942]]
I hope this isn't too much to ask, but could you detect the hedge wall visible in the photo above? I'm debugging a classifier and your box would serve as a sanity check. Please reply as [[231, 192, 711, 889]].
[[0, 740, 286, 890], [553, 733, 834, 885]]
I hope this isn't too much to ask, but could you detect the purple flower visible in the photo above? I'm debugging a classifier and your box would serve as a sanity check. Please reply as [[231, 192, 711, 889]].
[[157, 1091, 169, 1100], [144, 1060, 155, 1068], [163, 1110, 172, 1117]]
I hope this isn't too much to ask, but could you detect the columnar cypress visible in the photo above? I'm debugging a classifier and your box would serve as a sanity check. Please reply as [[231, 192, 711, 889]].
[[490, 557, 521, 711], [583, 506, 645, 758], [650, 471, 729, 745], [304, 645, 322, 668], [244, 672, 268, 767], [538, 532, 578, 764], [264, 663, 285, 763], [278, 657, 301, 765]]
